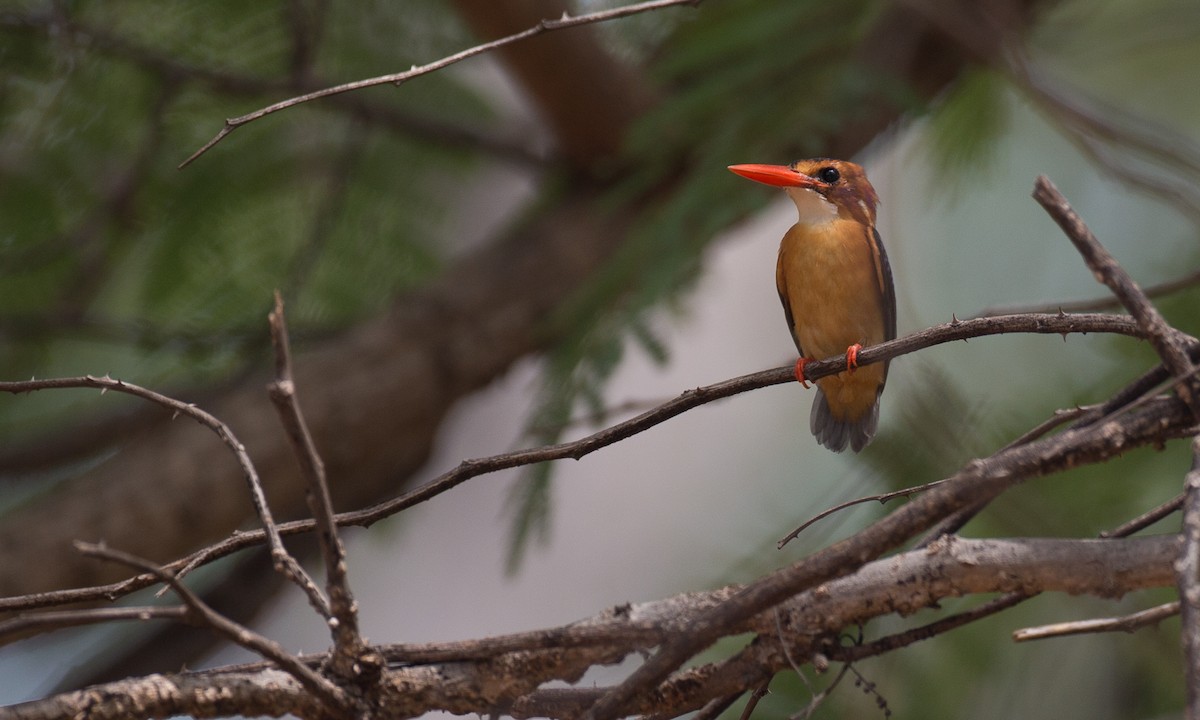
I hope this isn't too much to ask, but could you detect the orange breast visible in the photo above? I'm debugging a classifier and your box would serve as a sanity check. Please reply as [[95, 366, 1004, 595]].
[[776, 219, 888, 421]]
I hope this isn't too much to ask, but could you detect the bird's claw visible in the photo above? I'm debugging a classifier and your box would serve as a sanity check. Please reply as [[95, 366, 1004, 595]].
[[845, 343, 862, 374], [794, 357, 811, 388]]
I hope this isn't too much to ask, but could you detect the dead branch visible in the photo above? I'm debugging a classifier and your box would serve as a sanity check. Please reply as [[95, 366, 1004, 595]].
[[0, 606, 189, 645], [1032, 175, 1200, 417], [581, 389, 1195, 720], [5, 535, 1174, 720], [0, 374, 327, 614], [74, 542, 350, 716], [1179, 439, 1200, 720], [178, 0, 702, 167], [777, 478, 954, 549], [1101, 492, 1186, 538], [1014, 601, 1180, 642], [265, 293, 375, 684], [0, 311, 1158, 617]]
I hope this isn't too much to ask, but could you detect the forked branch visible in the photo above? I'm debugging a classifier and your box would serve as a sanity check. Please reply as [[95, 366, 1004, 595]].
[[0, 311, 1161, 617]]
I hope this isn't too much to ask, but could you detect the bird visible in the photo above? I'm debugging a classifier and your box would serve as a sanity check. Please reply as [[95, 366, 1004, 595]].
[[727, 158, 895, 452]]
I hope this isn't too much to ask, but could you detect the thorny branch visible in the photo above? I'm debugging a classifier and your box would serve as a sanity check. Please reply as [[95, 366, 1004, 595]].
[[4, 536, 1180, 720], [1033, 176, 1200, 417], [1031, 176, 1200, 720], [0, 373, 329, 616], [0, 311, 1159, 616], [75, 542, 350, 716], [2, 312, 1194, 717], [580, 393, 1195, 720], [578, 178, 1200, 720], [4, 165, 1200, 717], [266, 293, 377, 684]]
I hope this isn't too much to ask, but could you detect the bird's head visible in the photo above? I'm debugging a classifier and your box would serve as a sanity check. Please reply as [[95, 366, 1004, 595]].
[[728, 158, 878, 227]]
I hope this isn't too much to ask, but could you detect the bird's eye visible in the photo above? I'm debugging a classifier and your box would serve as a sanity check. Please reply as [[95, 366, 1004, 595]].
[[817, 167, 840, 184]]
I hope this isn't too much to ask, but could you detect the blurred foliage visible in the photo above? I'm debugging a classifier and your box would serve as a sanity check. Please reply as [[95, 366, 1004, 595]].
[[0, 0, 483, 437], [922, 66, 1009, 190]]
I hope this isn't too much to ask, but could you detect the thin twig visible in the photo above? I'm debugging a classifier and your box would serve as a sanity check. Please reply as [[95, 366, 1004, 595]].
[[691, 692, 745, 720], [977, 267, 1200, 318], [771, 609, 850, 720], [45, 534, 1180, 720], [1033, 175, 1200, 419], [0, 372, 329, 611], [179, 0, 701, 167], [0, 312, 1167, 615], [917, 392, 1163, 549], [999, 405, 1096, 450], [266, 292, 374, 682], [4, 7, 548, 167], [1177, 439, 1200, 720], [1013, 601, 1180, 642], [737, 682, 771, 720], [829, 592, 1032, 663], [579, 396, 1195, 720], [75, 541, 351, 715], [791, 665, 852, 720], [1100, 493, 1185, 539], [777, 479, 953, 549], [0, 605, 189, 644], [918, 361, 1200, 551]]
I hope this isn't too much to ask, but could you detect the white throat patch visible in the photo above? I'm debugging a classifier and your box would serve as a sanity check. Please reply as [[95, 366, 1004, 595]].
[[785, 187, 838, 226]]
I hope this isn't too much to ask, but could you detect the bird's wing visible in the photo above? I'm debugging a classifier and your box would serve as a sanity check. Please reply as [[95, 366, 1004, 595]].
[[775, 242, 804, 356], [870, 225, 897, 385], [871, 225, 897, 342]]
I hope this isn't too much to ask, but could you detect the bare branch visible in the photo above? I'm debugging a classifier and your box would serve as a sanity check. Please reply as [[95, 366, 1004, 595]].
[[1033, 175, 1200, 418], [0, 7, 548, 167], [690, 690, 744, 720], [11, 535, 1175, 720], [1013, 601, 1180, 642], [777, 478, 953, 549], [1000, 404, 1097, 448], [1101, 492, 1185, 539], [75, 542, 351, 715], [833, 591, 1032, 663], [1177, 439, 1200, 720], [0, 606, 189, 645], [0, 311, 1170, 616], [581, 394, 1196, 720], [0, 373, 329, 617], [178, 0, 702, 167], [977, 265, 1200, 318], [0, 668, 325, 720], [266, 292, 375, 683]]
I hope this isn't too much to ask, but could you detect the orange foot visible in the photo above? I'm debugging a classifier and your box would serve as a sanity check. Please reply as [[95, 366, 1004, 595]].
[[794, 357, 811, 388], [845, 343, 863, 374]]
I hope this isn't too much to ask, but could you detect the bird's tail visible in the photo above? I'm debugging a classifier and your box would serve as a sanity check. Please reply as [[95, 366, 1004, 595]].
[[810, 389, 880, 453]]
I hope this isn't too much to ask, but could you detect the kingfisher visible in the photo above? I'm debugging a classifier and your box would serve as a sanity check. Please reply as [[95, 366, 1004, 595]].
[[728, 159, 895, 453]]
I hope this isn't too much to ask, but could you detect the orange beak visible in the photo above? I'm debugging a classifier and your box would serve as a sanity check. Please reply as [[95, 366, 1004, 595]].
[[727, 163, 819, 188]]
